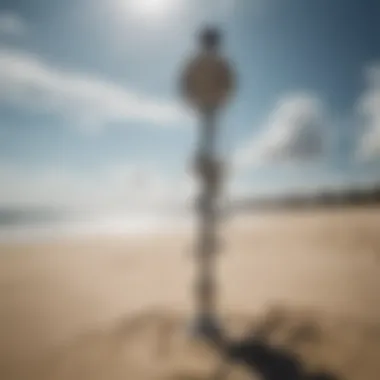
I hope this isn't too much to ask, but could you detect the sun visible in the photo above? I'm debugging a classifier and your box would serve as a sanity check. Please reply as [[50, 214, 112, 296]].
[[127, 0, 177, 19]]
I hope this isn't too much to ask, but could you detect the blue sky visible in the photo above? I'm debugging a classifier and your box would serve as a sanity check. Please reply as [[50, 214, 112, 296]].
[[0, 0, 380, 210]]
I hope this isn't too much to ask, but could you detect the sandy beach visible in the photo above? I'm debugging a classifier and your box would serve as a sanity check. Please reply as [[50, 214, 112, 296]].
[[0, 208, 379, 380]]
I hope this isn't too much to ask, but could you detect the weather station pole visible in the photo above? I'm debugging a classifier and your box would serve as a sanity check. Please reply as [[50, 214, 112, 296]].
[[181, 27, 235, 341]]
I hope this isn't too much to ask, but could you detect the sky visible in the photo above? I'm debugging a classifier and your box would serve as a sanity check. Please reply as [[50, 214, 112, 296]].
[[0, 0, 380, 211]]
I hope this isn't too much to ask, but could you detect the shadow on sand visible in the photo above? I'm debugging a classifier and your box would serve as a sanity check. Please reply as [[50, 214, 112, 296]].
[[36, 306, 380, 380]]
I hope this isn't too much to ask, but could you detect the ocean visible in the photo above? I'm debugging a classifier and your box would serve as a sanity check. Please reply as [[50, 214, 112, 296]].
[[0, 209, 193, 243]]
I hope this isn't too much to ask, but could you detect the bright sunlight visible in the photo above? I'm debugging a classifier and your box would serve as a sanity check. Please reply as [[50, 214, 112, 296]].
[[126, 0, 179, 20]]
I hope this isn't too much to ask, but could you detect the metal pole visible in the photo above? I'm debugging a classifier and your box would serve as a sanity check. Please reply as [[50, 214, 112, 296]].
[[182, 27, 233, 342], [192, 108, 222, 340]]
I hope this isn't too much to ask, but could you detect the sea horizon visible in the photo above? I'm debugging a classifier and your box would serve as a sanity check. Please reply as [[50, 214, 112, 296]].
[[0, 207, 194, 243]]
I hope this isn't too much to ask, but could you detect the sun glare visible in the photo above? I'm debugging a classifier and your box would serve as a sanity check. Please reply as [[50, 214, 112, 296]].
[[127, 0, 177, 19]]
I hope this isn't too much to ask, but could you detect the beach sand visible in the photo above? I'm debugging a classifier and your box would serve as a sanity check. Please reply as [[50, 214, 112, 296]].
[[0, 208, 379, 380]]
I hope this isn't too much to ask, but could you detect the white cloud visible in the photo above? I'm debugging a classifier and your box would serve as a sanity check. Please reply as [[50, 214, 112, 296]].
[[0, 12, 26, 36], [357, 65, 380, 160], [0, 48, 189, 132], [235, 93, 326, 170], [0, 163, 194, 211]]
